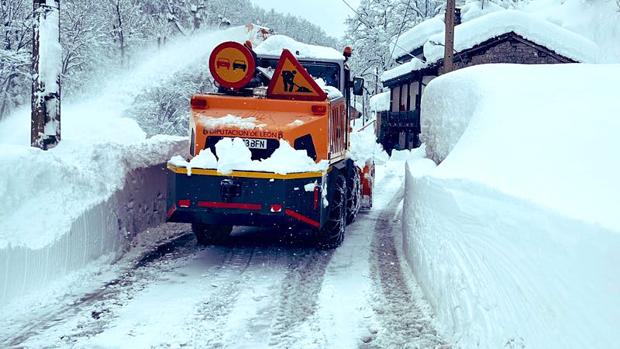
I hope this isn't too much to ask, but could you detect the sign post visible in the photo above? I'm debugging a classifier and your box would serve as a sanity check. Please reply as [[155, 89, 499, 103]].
[[31, 0, 61, 150]]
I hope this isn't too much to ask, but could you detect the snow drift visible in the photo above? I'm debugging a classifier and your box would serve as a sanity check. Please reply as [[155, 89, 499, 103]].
[[0, 25, 261, 307], [404, 64, 620, 348]]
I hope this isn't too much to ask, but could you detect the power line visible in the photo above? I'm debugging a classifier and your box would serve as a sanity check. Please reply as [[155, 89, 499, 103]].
[[390, 0, 413, 60]]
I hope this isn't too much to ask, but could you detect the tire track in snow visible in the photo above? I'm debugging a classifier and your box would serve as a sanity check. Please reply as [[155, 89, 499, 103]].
[[268, 248, 335, 348], [365, 188, 447, 349], [185, 246, 257, 348]]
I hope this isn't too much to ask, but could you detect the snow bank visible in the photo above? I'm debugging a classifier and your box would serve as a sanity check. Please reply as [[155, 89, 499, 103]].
[[0, 26, 258, 307], [369, 91, 390, 112], [422, 63, 620, 231], [424, 10, 599, 64], [255, 34, 343, 61], [170, 138, 329, 175], [403, 63, 620, 348]]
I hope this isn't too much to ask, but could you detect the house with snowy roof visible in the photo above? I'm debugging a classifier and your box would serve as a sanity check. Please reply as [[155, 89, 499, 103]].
[[377, 6, 599, 151]]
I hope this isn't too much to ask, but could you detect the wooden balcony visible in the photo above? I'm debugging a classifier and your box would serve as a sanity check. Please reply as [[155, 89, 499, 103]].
[[378, 110, 420, 132]]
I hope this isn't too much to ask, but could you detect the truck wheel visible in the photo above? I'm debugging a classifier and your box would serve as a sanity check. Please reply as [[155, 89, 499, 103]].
[[346, 168, 361, 225], [317, 175, 346, 249], [192, 223, 233, 245]]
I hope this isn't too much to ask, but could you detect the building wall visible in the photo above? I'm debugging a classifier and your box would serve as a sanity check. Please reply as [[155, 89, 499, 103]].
[[451, 37, 568, 71]]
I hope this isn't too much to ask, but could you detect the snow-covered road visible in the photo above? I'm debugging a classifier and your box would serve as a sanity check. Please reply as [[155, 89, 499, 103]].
[[0, 165, 446, 349]]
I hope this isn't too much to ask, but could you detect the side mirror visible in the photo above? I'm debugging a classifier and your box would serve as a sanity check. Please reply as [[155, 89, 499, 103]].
[[353, 77, 364, 96]]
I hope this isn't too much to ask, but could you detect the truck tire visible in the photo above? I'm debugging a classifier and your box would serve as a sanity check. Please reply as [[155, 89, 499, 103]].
[[346, 168, 361, 224], [192, 223, 233, 245], [317, 175, 347, 249]]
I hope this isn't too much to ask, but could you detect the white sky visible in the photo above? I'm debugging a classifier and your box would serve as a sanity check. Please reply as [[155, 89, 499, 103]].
[[250, 0, 361, 39]]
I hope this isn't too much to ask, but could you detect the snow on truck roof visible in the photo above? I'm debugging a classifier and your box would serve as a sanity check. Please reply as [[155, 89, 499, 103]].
[[255, 35, 344, 61]]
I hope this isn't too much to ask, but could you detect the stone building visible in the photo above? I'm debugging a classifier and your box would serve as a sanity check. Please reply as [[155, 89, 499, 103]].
[[377, 8, 598, 152]]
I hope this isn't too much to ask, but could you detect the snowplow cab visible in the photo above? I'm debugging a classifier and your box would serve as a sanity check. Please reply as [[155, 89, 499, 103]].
[[166, 38, 371, 248]]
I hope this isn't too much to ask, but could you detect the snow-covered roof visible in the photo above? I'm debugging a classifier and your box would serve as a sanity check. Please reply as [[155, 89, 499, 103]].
[[383, 9, 599, 82], [423, 10, 599, 64], [369, 92, 391, 112], [381, 57, 428, 83], [390, 1, 504, 60], [391, 17, 444, 60], [255, 35, 343, 61]]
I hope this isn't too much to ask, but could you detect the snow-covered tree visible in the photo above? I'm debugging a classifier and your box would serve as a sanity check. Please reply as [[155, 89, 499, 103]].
[[344, 0, 435, 95], [0, 0, 31, 119]]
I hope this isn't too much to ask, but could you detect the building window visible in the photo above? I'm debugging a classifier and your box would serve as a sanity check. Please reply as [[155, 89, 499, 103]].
[[409, 82, 419, 111], [391, 86, 400, 112], [400, 84, 408, 111]]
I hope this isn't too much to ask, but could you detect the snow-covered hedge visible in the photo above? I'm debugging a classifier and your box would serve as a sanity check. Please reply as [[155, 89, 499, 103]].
[[404, 64, 620, 348]]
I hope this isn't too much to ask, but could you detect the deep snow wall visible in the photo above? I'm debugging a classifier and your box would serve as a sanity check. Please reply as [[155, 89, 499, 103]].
[[403, 169, 620, 348], [406, 63, 620, 347], [0, 164, 169, 307]]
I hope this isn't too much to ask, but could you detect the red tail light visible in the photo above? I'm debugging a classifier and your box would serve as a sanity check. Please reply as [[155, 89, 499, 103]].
[[191, 96, 207, 109], [178, 200, 191, 208], [313, 186, 319, 210], [270, 204, 283, 213], [311, 105, 327, 115]]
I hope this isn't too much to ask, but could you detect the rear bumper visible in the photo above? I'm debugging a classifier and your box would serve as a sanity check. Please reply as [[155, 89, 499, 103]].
[[166, 164, 327, 229]]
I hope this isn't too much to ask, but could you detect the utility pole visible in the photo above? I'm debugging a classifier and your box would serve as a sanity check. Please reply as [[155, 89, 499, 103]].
[[31, 0, 61, 150], [443, 0, 455, 74]]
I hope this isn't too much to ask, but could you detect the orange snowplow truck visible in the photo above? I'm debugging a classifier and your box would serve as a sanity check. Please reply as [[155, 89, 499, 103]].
[[166, 41, 372, 248]]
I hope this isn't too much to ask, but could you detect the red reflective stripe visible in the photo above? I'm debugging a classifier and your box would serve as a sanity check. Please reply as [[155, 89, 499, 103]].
[[285, 209, 320, 228], [313, 186, 319, 210], [166, 205, 176, 218], [197, 201, 262, 211]]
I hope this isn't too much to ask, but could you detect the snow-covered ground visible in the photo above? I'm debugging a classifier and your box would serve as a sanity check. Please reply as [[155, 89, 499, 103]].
[[403, 63, 620, 348], [0, 155, 446, 349]]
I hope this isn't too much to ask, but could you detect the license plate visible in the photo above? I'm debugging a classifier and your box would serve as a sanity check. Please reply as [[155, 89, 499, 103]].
[[242, 138, 267, 149]]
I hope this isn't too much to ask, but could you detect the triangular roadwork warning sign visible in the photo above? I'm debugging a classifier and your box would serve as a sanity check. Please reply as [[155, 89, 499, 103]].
[[267, 49, 328, 101]]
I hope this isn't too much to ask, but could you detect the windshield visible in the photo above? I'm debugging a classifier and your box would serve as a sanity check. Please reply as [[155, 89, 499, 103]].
[[258, 58, 341, 91]]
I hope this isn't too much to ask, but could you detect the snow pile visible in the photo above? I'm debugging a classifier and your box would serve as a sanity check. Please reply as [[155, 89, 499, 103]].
[[424, 10, 599, 64], [255, 34, 343, 61], [348, 126, 387, 167], [422, 63, 620, 229], [316, 78, 343, 99], [369, 92, 390, 112], [199, 114, 266, 130], [170, 138, 329, 175], [381, 57, 428, 82], [404, 63, 620, 348]]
